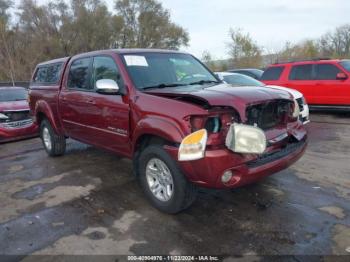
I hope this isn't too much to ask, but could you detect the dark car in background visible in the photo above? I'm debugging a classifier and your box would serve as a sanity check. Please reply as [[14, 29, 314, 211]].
[[0, 87, 38, 143], [227, 68, 264, 80]]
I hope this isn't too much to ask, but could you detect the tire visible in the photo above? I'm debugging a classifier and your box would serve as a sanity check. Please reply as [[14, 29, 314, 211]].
[[136, 144, 197, 214], [40, 119, 66, 157]]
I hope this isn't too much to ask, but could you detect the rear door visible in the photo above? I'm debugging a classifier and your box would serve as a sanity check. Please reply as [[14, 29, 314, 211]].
[[314, 63, 349, 105], [59, 57, 94, 141], [287, 64, 315, 103]]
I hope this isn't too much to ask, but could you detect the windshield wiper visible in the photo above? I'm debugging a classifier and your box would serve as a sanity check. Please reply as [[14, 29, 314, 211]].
[[189, 80, 221, 85], [142, 83, 186, 90]]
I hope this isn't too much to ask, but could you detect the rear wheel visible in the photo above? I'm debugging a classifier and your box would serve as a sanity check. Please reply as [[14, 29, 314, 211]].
[[40, 119, 66, 156], [137, 144, 197, 213]]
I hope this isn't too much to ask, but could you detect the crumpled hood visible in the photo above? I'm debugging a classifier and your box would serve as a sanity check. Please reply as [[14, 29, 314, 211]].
[[267, 85, 303, 99], [0, 100, 29, 112], [145, 83, 293, 117]]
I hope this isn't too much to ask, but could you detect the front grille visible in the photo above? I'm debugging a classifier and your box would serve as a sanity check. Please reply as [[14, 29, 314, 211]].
[[0, 110, 30, 122], [246, 100, 293, 130], [296, 98, 304, 111], [1, 119, 33, 129], [0, 110, 32, 129], [247, 139, 306, 168]]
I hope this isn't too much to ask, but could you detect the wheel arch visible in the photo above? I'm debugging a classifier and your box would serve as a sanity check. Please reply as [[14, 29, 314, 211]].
[[132, 116, 185, 155], [34, 100, 64, 135]]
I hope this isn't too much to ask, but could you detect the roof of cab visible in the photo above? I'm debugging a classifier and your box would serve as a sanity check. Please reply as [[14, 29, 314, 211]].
[[71, 48, 188, 58], [115, 48, 187, 54], [36, 49, 188, 66]]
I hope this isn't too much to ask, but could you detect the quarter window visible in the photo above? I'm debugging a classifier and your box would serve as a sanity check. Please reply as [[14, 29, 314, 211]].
[[67, 58, 92, 90], [92, 56, 122, 88], [261, 66, 284, 81], [289, 64, 313, 80], [315, 64, 341, 80]]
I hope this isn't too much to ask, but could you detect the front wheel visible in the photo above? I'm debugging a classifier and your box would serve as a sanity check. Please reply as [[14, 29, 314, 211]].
[[137, 145, 197, 214], [40, 119, 66, 156]]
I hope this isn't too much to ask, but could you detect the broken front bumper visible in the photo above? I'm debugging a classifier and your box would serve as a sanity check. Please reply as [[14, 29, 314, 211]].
[[165, 133, 307, 189]]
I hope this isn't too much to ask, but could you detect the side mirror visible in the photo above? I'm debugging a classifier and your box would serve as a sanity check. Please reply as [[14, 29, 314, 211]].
[[96, 79, 120, 95], [336, 72, 348, 80]]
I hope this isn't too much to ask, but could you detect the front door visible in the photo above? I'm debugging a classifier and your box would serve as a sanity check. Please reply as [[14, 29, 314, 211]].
[[85, 55, 130, 155]]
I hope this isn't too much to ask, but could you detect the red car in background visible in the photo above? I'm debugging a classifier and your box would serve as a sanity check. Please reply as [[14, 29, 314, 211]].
[[0, 86, 38, 143], [261, 59, 350, 110]]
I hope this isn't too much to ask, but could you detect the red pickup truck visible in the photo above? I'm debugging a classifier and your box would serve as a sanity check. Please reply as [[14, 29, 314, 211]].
[[29, 49, 307, 213]]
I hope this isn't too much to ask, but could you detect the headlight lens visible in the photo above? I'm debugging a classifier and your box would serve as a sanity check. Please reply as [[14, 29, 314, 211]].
[[0, 113, 9, 120], [293, 100, 300, 118], [178, 129, 207, 161], [225, 124, 266, 154]]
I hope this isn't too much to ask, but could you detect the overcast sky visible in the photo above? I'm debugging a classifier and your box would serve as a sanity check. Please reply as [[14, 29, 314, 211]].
[[14, 0, 350, 59]]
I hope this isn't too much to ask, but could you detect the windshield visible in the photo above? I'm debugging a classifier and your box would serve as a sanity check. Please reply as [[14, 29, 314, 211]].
[[340, 61, 350, 72], [0, 88, 28, 102], [121, 53, 218, 89], [223, 74, 265, 87]]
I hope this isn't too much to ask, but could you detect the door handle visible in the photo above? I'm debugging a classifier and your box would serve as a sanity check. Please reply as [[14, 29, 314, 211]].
[[85, 99, 95, 104]]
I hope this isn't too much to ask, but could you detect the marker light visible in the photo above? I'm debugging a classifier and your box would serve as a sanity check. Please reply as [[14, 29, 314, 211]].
[[178, 129, 207, 161]]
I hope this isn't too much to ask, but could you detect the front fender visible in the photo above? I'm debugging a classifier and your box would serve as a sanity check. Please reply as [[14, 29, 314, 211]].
[[35, 100, 64, 135], [132, 116, 185, 153]]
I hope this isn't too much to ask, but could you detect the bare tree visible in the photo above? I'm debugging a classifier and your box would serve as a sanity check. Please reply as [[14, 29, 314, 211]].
[[227, 28, 262, 68], [0, 0, 189, 81], [319, 24, 350, 58]]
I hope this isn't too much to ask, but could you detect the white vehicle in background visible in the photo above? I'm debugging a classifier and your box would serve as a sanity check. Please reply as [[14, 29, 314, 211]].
[[215, 72, 310, 124]]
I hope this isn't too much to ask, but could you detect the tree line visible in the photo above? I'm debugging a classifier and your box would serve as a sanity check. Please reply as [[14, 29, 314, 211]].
[[1, 0, 350, 81], [203, 25, 350, 71], [0, 0, 189, 82]]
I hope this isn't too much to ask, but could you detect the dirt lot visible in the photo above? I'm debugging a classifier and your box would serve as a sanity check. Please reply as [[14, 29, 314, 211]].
[[0, 112, 350, 258]]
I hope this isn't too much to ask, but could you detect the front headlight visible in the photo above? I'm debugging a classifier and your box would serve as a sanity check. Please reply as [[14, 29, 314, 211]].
[[178, 129, 207, 161], [293, 100, 300, 118], [0, 113, 9, 120], [225, 124, 266, 154]]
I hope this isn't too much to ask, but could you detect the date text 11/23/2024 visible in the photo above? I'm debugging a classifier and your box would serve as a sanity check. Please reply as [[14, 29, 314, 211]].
[[127, 255, 219, 261]]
